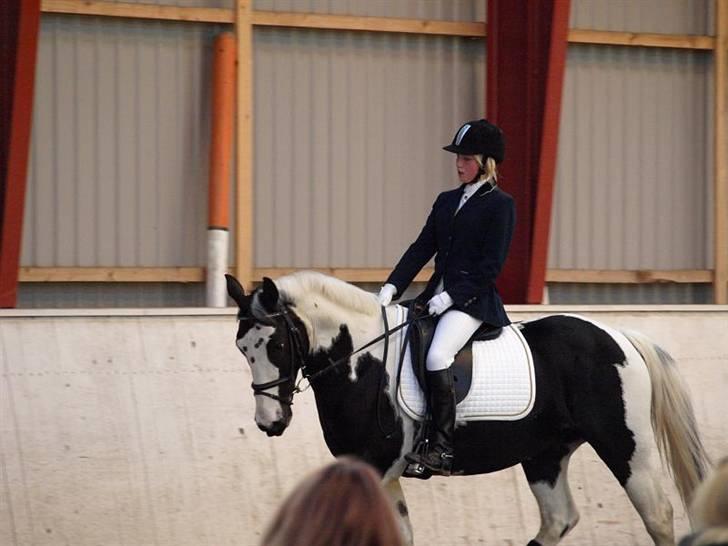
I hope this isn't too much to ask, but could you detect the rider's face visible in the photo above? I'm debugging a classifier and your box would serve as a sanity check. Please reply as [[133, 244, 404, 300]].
[[456, 154, 480, 183]]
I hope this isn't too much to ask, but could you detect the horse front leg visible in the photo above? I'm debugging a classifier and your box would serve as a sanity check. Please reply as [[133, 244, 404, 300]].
[[382, 478, 413, 545]]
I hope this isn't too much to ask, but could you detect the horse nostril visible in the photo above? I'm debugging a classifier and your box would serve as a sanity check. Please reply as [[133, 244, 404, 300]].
[[257, 420, 287, 436]]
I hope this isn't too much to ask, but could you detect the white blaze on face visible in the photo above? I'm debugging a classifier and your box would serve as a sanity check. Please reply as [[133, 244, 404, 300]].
[[237, 324, 284, 428]]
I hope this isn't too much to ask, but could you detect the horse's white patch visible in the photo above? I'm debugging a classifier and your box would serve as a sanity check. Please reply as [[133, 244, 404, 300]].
[[603, 324, 675, 544], [566, 316, 655, 460], [237, 325, 283, 427]]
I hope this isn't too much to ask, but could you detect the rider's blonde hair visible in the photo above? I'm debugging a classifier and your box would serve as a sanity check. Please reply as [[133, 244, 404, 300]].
[[475, 155, 498, 183]]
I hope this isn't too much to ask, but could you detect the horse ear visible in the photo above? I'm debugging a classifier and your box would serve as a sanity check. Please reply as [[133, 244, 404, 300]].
[[260, 277, 280, 311], [225, 274, 247, 308]]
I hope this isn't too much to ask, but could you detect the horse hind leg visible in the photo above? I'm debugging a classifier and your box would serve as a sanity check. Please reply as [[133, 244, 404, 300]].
[[586, 345, 675, 545], [522, 443, 581, 546], [624, 460, 674, 546], [590, 430, 674, 546]]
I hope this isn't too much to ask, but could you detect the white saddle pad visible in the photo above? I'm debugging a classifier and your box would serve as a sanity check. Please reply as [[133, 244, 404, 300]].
[[397, 323, 536, 422]]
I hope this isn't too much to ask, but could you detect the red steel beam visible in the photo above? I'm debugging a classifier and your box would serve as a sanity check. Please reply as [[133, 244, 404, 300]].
[[528, 0, 570, 302], [0, 0, 40, 307], [487, 0, 570, 304]]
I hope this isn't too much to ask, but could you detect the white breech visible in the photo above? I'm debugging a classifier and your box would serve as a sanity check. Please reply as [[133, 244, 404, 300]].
[[425, 309, 483, 371]]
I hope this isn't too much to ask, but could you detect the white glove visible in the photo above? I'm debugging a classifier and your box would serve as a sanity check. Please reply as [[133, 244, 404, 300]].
[[427, 291, 453, 316], [377, 284, 397, 306]]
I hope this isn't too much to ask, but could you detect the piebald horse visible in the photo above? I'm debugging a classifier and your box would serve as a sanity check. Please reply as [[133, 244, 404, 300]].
[[225, 271, 709, 546]]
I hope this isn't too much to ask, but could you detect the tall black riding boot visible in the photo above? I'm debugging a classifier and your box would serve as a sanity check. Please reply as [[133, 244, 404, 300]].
[[405, 368, 456, 476]]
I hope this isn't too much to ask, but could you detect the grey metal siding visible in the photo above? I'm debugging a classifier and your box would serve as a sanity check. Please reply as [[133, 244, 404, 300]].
[[547, 283, 712, 304], [549, 44, 712, 270], [253, 0, 486, 21], [99, 0, 485, 20], [19, 2, 720, 307], [252, 28, 486, 268], [570, 0, 713, 35], [17, 282, 206, 308], [24, 16, 222, 268]]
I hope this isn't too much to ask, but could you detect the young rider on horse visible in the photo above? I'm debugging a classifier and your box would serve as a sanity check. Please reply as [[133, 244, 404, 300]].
[[377, 119, 515, 476]]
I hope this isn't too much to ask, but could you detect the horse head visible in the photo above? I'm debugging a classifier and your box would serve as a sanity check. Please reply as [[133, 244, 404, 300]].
[[225, 274, 309, 437]]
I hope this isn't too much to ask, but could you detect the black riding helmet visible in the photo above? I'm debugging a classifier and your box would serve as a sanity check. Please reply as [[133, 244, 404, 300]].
[[443, 119, 505, 164]]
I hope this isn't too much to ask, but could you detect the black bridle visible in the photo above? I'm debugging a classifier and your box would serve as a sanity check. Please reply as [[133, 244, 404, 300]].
[[247, 304, 426, 407], [248, 307, 309, 406]]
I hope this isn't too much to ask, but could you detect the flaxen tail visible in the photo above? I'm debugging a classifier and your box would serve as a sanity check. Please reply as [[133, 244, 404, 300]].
[[621, 329, 711, 511]]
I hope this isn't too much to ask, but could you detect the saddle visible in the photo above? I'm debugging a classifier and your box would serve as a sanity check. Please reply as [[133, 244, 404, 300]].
[[405, 301, 502, 403]]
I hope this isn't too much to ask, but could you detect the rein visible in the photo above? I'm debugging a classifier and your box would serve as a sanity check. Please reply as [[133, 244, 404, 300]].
[[296, 307, 424, 391], [249, 303, 427, 405]]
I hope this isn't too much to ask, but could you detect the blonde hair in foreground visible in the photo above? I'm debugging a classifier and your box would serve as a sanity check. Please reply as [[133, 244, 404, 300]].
[[260, 457, 404, 546], [690, 457, 728, 545]]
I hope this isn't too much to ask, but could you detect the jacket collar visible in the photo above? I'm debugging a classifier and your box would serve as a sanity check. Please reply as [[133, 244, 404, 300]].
[[457, 179, 497, 200]]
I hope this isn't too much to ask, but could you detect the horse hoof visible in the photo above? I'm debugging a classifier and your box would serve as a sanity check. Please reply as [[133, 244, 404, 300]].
[[526, 541, 542, 546]]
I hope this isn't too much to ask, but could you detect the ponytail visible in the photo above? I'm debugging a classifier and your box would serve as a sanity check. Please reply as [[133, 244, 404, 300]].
[[475, 155, 498, 183]]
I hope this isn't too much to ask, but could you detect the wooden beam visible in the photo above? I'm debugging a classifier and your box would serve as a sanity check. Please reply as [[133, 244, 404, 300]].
[[18, 267, 713, 284], [253, 268, 435, 283], [716, 0, 728, 303], [545, 269, 713, 284], [235, 0, 254, 291], [39, 2, 716, 51], [19, 267, 205, 282], [568, 29, 715, 50], [41, 0, 234, 23], [251, 11, 485, 37]]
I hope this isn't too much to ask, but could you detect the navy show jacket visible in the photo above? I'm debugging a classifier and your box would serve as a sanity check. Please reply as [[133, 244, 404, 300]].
[[386, 182, 515, 326]]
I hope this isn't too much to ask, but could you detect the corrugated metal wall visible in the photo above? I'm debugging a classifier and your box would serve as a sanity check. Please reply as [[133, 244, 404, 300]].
[[24, 15, 224, 268], [99, 0, 485, 19], [570, 0, 713, 34], [253, 28, 485, 268], [18, 1, 722, 306], [547, 283, 713, 304], [550, 44, 712, 270], [253, 0, 486, 20]]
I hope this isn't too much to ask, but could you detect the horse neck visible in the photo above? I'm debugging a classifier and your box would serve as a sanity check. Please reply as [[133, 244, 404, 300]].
[[296, 297, 382, 355]]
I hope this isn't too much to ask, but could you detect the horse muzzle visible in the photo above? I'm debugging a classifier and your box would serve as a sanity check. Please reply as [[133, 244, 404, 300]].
[[258, 420, 288, 437]]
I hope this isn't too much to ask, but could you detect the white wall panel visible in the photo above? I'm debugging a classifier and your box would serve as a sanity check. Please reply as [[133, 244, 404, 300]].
[[2, 309, 727, 544]]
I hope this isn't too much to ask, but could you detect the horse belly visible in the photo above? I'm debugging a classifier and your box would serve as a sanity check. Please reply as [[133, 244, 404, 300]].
[[452, 416, 560, 475]]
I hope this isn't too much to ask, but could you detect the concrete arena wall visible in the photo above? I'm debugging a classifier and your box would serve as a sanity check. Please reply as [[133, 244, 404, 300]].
[[1, 307, 727, 546]]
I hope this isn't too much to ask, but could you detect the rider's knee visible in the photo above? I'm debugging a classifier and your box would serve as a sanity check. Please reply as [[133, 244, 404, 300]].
[[426, 348, 454, 371]]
